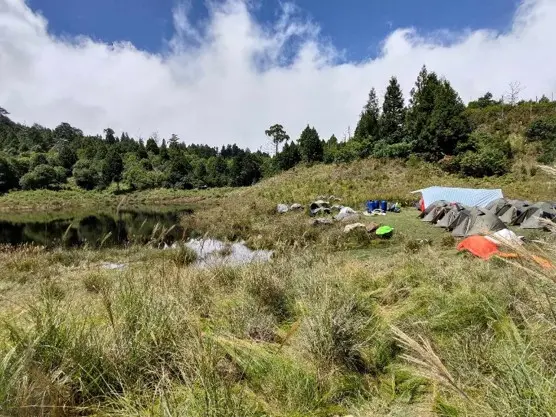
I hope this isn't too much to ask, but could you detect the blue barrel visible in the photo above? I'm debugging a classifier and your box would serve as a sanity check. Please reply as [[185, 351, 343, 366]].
[[373, 200, 379, 211], [380, 200, 388, 212], [366, 200, 373, 212]]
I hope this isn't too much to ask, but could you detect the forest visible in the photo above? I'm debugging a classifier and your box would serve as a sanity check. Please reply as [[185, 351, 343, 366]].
[[1, 65, 555, 193]]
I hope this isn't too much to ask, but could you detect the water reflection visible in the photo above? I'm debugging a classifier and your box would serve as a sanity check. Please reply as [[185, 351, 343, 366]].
[[0, 209, 191, 248]]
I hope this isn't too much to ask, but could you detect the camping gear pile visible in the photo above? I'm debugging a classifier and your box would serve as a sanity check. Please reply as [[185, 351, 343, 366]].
[[277, 198, 395, 238], [366, 200, 401, 215], [414, 187, 556, 238], [276, 203, 304, 214]]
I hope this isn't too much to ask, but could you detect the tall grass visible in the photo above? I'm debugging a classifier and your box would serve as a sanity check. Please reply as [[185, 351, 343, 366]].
[[0, 219, 555, 415]]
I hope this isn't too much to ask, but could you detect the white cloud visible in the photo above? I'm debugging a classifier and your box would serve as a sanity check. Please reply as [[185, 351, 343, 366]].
[[0, 0, 555, 150]]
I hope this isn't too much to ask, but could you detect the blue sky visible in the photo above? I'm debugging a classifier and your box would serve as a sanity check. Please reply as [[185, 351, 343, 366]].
[[28, 0, 517, 60], [3, 0, 554, 148]]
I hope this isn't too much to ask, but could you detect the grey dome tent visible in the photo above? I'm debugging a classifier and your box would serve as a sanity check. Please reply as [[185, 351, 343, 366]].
[[451, 207, 506, 237], [486, 199, 520, 225], [486, 198, 508, 213], [421, 201, 450, 223], [435, 203, 467, 228], [486, 198, 534, 225], [498, 205, 519, 225], [515, 202, 556, 229], [420, 200, 448, 218]]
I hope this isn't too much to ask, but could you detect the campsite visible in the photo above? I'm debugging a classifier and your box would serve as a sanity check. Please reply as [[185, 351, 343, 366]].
[[2, 1, 556, 412], [0, 157, 555, 417]]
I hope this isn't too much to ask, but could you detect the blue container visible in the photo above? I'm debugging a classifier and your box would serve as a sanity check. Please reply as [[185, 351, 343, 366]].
[[380, 200, 388, 212], [366, 200, 373, 212], [373, 200, 379, 211]]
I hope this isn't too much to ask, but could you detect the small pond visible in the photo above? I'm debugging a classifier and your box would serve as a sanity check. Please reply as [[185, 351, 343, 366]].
[[0, 208, 192, 248], [185, 238, 273, 267]]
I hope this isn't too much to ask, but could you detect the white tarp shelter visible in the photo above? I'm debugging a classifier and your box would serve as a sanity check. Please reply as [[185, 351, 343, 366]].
[[412, 186, 504, 209]]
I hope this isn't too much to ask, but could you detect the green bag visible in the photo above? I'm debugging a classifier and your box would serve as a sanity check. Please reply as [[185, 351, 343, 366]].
[[376, 225, 394, 237]]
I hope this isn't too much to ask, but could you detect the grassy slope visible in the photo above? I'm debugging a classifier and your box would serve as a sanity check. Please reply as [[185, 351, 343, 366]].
[[184, 159, 554, 249], [0, 159, 556, 416]]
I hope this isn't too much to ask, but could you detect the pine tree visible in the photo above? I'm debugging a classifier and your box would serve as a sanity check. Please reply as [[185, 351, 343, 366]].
[[137, 139, 148, 159], [4, 131, 18, 153], [276, 141, 301, 171], [406, 66, 470, 160], [104, 128, 116, 145], [160, 139, 169, 160], [58, 145, 77, 172], [354, 88, 380, 140], [430, 80, 471, 157], [406, 66, 442, 159], [380, 77, 406, 145], [146, 138, 159, 154], [101, 149, 124, 188], [298, 125, 323, 163]]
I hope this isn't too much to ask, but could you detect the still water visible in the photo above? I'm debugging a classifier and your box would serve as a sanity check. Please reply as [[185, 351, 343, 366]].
[[0, 208, 192, 248]]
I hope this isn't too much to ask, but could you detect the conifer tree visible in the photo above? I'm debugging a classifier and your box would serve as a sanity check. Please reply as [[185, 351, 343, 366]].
[[406, 66, 470, 160], [380, 77, 406, 145], [298, 125, 323, 163], [354, 88, 380, 140], [406, 66, 442, 159]]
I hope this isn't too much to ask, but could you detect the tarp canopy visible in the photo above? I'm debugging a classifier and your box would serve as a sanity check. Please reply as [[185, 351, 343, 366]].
[[412, 187, 503, 209]]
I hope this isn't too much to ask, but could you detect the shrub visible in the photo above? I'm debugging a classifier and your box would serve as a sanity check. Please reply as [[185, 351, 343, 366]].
[[29, 153, 48, 170], [458, 148, 510, 177], [332, 141, 360, 163], [525, 116, 556, 163], [526, 116, 556, 142], [19, 164, 66, 190], [373, 140, 413, 159], [73, 159, 101, 190], [537, 142, 556, 164], [9, 156, 29, 178], [124, 163, 166, 190], [0, 155, 18, 193]]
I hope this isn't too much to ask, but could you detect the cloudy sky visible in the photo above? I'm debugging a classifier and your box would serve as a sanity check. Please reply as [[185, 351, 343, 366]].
[[1, 0, 555, 150]]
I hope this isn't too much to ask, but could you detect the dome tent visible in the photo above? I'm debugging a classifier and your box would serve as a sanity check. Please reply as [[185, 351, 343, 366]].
[[451, 207, 506, 238], [515, 202, 556, 229]]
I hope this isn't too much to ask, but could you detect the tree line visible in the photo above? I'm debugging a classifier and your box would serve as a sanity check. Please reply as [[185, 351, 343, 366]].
[[1, 65, 556, 193], [0, 111, 269, 193], [268, 66, 556, 177]]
